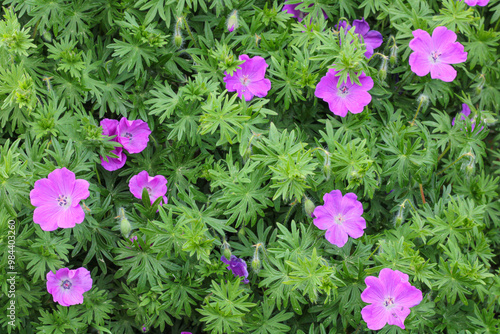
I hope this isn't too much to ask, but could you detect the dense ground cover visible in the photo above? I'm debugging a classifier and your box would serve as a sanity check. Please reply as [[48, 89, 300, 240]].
[[0, 0, 499, 333]]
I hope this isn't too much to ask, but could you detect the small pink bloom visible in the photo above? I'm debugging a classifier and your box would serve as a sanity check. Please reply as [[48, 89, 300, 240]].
[[117, 118, 151, 154], [46, 267, 93, 306], [313, 190, 366, 247], [463, 0, 489, 6], [129, 171, 168, 206], [223, 55, 272, 101], [452, 103, 484, 132], [30, 168, 90, 231], [409, 26, 467, 82], [315, 68, 374, 117], [361, 268, 423, 330], [100, 118, 127, 171], [337, 18, 383, 58]]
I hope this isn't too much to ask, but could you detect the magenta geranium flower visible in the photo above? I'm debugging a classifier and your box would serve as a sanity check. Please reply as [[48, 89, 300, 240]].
[[462, 0, 489, 6], [282, 1, 328, 22], [117, 118, 151, 154], [46, 267, 93, 306], [361, 268, 423, 330], [223, 55, 271, 101], [315, 68, 374, 117], [452, 104, 484, 132], [30, 168, 90, 231], [221, 255, 249, 284], [337, 18, 383, 58], [100, 119, 127, 171], [312, 190, 366, 247], [129, 171, 168, 205], [409, 26, 467, 82]]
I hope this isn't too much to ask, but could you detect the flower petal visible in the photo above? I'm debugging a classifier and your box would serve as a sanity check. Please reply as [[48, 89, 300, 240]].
[[361, 276, 386, 303], [248, 78, 271, 98], [409, 52, 432, 77], [325, 224, 348, 247], [48, 168, 76, 196], [439, 42, 467, 64], [361, 303, 389, 330], [409, 29, 433, 54], [432, 26, 457, 54], [430, 63, 457, 82]]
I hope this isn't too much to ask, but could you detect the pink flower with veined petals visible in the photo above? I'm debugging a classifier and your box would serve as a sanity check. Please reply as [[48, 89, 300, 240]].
[[361, 268, 423, 330], [117, 118, 151, 154], [337, 18, 383, 58], [223, 55, 271, 101], [46, 267, 93, 306], [409, 26, 467, 82], [129, 171, 168, 206], [100, 119, 127, 171], [30, 168, 90, 231], [315, 68, 374, 117], [313, 190, 366, 247], [462, 0, 489, 6]]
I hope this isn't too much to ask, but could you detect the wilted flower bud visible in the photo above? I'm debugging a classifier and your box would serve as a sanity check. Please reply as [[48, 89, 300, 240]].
[[304, 197, 315, 217], [227, 10, 239, 32]]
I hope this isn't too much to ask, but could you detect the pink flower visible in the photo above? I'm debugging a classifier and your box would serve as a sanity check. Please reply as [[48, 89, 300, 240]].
[[46, 267, 93, 306], [30, 168, 90, 231], [337, 18, 383, 58], [129, 171, 168, 206], [409, 26, 467, 82], [452, 103, 484, 132], [312, 190, 366, 247], [117, 118, 151, 154], [223, 55, 272, 101], [361, 268, 423, 330], [463, 0, 489, 6], [315, 68, 374, 117], [100, 119, 127, 171]]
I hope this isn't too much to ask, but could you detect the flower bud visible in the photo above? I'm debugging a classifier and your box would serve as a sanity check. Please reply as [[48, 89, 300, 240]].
[[120, 216, 132, 238], [379, 56, 388, 81], [227, 10, 239, 32], [173, 27, 183, 48], [222, 239, 232, 260], [389, 45, 398, 66], [417, 94, 430, 110], [251, 256, 261, 272], [304, 197, 315, 217]]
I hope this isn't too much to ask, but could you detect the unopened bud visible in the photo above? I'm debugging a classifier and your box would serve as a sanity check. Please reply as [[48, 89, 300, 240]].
[[173, 28, 183, 48], [222, 239, 232, 260], [390, 45, 398, 66], [120, 216, 131, 238], [323, 153, 331, 180], [379, 56, 388, 81], [304, 197, 315, 217], [394, 207, 404, 227], [465, 164, 474, 176], [251, 257, 261, 272], [227, 10, 239, 32], [417, 94, 430, 110]]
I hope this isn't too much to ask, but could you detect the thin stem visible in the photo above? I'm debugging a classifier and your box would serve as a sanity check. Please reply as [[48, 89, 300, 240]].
[[437, 142, 451, 162], [419, 183, 426, 205], [367, 244, 380, 261], [410, 99, 424, 126], [436, 152, 474, 175], [182, 17, 199, 49]]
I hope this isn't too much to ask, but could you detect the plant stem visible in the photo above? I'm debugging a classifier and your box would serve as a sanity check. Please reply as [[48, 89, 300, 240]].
[[436, 152, 474, 175], [367, 244, 380, 261], [437, 142, 451, 162], [419, 183, 426, 205], [410, 99, 424, 126]]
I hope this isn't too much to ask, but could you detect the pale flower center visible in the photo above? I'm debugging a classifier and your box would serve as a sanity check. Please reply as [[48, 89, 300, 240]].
[[57, 195, 71, 208], [61, 279, 72, 290], [334, 214, 345, 225], [383, 297, 395, 308], [337, 85, 349, 97], [430, 51, 441, 64], [145, 186, 152, 195], [124, 132, 133, 139], [240, 75, 250, 87]]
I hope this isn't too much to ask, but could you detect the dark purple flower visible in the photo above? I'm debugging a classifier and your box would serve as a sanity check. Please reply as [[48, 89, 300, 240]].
[[452, 104, 484, 132], [315, 68, 374, 117], [409, 26, 467, 82], [337, 18, 383, 58], [282, 1, 328, 22], [221, 255, 249, 284], [100, 119, 127, 171], [117, 118, 151, 154], [223, 55, 271, 101], [361, 268, 423, 330]]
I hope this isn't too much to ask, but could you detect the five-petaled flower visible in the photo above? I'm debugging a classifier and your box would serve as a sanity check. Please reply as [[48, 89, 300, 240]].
[[313, 190, 366, 247], [46, 267, 93, 306], [30, 168, 90, 231], [361, 268, 423, 330], [452, 103, 484, 132], [223, 54, 271, 101], [129, 171, 168, 206], [100, 118, 127, 171], [315, 68, 374, 117], [117, 118, 151, 154], [337, 18, 383, 58], [221, 255, 249, 284], [409, 26, 467, 82]]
